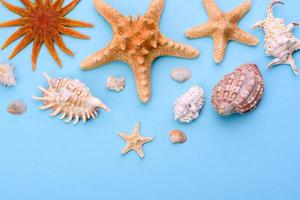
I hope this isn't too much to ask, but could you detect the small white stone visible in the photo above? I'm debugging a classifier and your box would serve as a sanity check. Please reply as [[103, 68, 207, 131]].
[[106, 76, 126, 92], [173, 85, 205, 123], [170, 68, 191, 83]]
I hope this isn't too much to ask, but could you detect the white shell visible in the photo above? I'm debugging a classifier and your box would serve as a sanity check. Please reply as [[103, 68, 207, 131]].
[[33, 73, 110, 124], [0, 63, 16, 86], [106, 76, 126, 92], [170, 68, 192, 83], [173, 85, 205, 123], [252, 1, 300, 75]]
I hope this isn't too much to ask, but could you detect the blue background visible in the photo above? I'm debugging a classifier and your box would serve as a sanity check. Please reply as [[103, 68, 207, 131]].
[[0, 0, 299, 199]]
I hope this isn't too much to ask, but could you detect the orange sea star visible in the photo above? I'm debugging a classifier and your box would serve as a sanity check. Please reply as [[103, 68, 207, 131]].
[[0, 0, 93, 70]]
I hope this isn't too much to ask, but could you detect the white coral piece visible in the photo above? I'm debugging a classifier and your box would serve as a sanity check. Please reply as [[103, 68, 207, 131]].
[[0, 63, 16, 86], [173, 85, 205, 123], [33, 73, 110, 125], [106, 76, 126, 92]]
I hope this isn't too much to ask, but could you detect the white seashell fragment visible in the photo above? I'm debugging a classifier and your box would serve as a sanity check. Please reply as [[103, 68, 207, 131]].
[[0, 63, 16, 86], [7, 100, 27, 115], [252, 1, 300, 75], [106, 76, 126, 92], [169, 130, 187, 144], [33, 73, 110, 125], [170, 68, 192, 83], [173, 85, 205, 123]]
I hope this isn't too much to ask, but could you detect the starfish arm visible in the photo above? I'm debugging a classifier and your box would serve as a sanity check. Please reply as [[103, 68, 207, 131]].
[[229, 28, 259, 46], [203, 0, 223, 19], [52, 31, 74, 56], [8, 33, 34, 60], [81, 43, 121, 70], [119, 132, 130, 140], [0, 18, 27, 27], [121, 145, 133, 155], [213, 34, 228, 63], [185, 22, 215, 38], [58, 26, 90, 39], [132, 123, 141, 136], [227, 0, 251, 23], [44, 36, 62, 67], [157, 36, 200, 59], [145, 0, 165, 25], [59, 18, 94, 27], [1, 25, 29, 49], [133, 146, 145, 158], [32, 36, 43, 71], [59, 0, 80, 16], [0, 0, 29, 16], [93, 0, 124, 27], [129, 60, 152, 103], [20, 0, 34, 9], [53, 0, 64, 10], [141, 137, 154, 144]]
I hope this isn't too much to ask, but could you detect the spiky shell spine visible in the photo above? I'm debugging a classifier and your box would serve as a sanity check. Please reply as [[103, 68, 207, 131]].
[[212, 64, 264, 116], [33, 73, 110, 124], [0, 63, 16, 86], [252, 1, 300, 75]]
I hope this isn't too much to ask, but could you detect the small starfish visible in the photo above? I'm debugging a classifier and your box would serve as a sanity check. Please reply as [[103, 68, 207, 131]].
[[119, 123, 154, 158], [81, 0, 199, 103], [185, 0, 259, 63], [0, 0, 93, 70]]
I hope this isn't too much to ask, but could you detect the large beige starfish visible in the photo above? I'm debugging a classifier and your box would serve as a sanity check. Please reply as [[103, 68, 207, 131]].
[[119, 123, 154, 158], [81, 0, 199, 103], [185, 0, 259, 63]]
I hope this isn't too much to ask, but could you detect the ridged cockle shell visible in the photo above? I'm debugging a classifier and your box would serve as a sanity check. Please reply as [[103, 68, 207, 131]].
[[33, 73, 110, 124], [212, 64, 264, 116]]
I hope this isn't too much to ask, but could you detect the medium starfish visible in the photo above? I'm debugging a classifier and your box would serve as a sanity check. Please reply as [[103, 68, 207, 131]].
[[119, 123, 154, 158], [81, 0, 199, 103], [0, 0, 93, 70], [185, 0, 259, 63]]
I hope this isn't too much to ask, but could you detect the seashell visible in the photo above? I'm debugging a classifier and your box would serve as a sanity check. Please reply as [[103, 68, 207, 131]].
[[252, 1, 300, 75], [106, 76, 126, 92], [170, 67, 192, 83], [174, 85, 205, 123], [7, 100, 27, 115], [33, 73, 110, 124], [169, 130, 187, 144], [212, 64, 264, 116], [0, 63, 16, 87]]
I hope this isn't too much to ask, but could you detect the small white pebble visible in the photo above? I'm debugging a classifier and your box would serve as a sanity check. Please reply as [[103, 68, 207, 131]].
[[7, 100, 27, 115], [106, 76, 125, 92], [170, 68, 191, 83]]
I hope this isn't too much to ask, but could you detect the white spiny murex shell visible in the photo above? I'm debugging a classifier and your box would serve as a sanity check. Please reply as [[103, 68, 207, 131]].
[[33, 73, 110, 124], [252, 0, 300, 75], [0, 63, 16, 86], [212, 64, 264, 116]]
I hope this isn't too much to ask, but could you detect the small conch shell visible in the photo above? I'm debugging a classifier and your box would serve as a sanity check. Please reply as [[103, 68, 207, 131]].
[[212, 64, 264, 116], [33, 73, 110, 124], [252, 1, 300, 75], [0, 63, 16, 86]]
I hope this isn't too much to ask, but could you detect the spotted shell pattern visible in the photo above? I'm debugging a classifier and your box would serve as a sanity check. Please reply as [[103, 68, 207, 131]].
[[212, 64, 264, 116], [0, 63, 16, 86], [33, 73, 110, 124]]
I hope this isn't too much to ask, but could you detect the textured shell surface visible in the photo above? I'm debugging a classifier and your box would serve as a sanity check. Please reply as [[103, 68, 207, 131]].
[[174, 85, 205, 123], [106, 76, 126, 92], [170, 67, 192, 83], [33, 73, 110, 124], [252, 1, 300, 74], [212, 64, 264, 116], [0, 63, 16, 86]]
